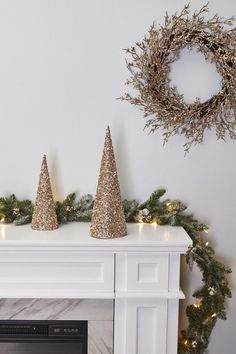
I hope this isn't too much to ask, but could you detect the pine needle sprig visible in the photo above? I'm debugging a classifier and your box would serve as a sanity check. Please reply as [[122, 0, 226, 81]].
[[0, 195, 33, 225]]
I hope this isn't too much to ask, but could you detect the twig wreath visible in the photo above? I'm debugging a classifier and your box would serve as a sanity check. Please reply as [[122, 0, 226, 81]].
[[121, 3, 236, 152], [0, 190, 232, 353]]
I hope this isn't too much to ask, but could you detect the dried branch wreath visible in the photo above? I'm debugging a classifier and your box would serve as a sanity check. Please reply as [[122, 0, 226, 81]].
[[121, 3, 236, 152]]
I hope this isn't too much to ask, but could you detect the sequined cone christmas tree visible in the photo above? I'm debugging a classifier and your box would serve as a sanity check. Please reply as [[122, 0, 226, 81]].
[[90, 126, 127, 238], [31, 155, 58, 230]]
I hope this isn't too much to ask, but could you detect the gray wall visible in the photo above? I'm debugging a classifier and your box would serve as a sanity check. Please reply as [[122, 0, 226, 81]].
[[0, 0, 235, 352]]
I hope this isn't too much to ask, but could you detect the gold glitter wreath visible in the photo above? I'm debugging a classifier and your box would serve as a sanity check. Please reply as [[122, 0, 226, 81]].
[[122, 4, 236, 152]]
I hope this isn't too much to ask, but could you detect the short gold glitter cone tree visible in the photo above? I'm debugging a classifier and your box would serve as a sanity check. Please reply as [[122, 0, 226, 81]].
[[90, 126, 127, 239], [31, 155, 58, 231]]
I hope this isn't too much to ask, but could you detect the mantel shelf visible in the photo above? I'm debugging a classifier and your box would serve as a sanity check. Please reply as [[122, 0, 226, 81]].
[[0, 222, 192, 253]]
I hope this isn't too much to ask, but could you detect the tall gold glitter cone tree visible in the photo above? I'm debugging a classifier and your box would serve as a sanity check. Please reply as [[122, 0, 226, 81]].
[[31, 155, 58, 231], [90, 126, 127, 239]]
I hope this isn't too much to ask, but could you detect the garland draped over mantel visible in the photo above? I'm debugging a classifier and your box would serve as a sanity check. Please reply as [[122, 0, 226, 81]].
[[0, 189, 232, 353]]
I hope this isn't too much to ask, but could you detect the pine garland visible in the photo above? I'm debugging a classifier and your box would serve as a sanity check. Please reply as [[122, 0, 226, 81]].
[[0, 189, 231, 353]]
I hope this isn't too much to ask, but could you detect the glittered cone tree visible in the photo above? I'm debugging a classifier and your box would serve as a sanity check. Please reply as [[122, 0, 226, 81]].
[[31, 155, 58, 230], [90, 127, 127, 238]]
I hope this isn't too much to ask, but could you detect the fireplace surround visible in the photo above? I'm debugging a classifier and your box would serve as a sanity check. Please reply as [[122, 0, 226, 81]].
[[0, 222, 192, 354]]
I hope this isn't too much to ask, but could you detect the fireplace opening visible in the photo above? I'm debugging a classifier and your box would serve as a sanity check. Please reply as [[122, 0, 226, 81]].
[[0, 320, 87, 354]]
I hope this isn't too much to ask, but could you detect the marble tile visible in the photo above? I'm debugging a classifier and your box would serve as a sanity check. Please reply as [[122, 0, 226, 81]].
[[0, 298, 113, 321], [88, 321, 113, 354]]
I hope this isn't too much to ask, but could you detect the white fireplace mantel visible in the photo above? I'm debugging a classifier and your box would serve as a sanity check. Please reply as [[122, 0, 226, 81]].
[[0, 222, 192, 354]]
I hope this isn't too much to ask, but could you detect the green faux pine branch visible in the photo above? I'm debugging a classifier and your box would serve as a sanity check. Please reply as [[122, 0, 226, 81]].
[[55, 193, 94, 223], [0, 195, 33, 225], [0, 189, 232, 353]]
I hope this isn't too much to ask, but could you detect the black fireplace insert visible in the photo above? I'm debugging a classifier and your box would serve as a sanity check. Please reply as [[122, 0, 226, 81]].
[[0, 320, 87, 354]]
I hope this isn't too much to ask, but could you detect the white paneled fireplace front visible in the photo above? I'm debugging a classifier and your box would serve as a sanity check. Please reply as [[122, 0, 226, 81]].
[[0, 222, 192, 354]]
